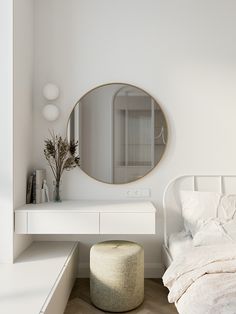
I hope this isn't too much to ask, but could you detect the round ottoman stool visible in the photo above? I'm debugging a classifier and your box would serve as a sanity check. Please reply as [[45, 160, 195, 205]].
[[90, 240, 144, 312]]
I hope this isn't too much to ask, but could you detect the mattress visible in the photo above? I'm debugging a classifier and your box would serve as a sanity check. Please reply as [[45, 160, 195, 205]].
[[168, 230, 193, 259]]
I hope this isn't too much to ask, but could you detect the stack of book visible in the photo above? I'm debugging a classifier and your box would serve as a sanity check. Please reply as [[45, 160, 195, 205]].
[[26, 169, 46, 204]]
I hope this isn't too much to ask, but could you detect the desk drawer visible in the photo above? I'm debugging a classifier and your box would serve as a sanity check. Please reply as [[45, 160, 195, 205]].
[[28, 212, 99, 234], [100, 212, 156, 234]]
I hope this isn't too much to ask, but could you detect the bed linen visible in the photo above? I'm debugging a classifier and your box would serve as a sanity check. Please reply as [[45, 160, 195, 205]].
[[163, 244, 236, 314], [168, 230, 193, 259]]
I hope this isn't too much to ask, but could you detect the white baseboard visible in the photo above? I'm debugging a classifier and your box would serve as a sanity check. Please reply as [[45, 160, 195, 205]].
[[77, 262, 164, 279]]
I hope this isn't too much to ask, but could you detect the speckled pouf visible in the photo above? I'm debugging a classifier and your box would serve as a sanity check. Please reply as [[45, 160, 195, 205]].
[[90, 240, 144, 312]]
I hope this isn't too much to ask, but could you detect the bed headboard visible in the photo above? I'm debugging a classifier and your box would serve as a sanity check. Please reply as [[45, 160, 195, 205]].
[[163, 175, 236, 247]]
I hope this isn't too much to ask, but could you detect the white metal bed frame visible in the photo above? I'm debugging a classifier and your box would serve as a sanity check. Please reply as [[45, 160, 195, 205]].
[[162, 175, 236, 267]]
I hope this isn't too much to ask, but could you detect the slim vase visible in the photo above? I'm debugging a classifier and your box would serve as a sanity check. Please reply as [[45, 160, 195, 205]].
[[53, 180, 61, 202]]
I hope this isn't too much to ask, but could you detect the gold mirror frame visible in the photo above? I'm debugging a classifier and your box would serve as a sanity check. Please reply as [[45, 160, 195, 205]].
[[67, 83, 168, 184]]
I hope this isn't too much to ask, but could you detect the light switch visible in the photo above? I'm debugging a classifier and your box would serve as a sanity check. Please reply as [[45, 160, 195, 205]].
[[126, 189, 151, 198]]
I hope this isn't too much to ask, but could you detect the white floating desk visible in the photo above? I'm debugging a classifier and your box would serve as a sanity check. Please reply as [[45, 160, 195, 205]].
[[15, 200, 156, 235]]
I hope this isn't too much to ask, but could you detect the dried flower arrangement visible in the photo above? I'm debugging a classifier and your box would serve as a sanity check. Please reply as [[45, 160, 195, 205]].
[[44, 131, 79, 202]]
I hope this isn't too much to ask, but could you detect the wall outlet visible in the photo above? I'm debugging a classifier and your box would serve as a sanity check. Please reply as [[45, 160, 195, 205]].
[[126, 188, 151, 198]]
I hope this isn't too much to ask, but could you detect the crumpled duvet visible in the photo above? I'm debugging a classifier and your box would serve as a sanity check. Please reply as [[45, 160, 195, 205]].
[[163, 244, 236, 314]]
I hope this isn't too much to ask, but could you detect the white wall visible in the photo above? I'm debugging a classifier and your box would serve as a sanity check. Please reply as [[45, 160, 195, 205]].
[[13, 0, 34, 259], [33, 0, 236, 276], [0, 0, 14, 263]]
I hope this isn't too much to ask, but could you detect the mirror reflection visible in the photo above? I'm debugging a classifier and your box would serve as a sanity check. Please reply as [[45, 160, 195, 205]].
[[67, 83, 168, 184]]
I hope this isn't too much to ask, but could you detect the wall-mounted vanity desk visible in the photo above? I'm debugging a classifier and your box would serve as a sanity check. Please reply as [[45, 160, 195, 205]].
[[15, 201, 156, 234]]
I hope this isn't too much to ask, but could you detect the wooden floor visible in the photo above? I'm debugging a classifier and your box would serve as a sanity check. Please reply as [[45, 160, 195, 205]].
[[64, 278, 178, 314]]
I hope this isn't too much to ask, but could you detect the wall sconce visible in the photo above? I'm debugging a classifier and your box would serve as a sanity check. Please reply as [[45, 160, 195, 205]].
[[42, 83, 60, 121], [43, 83, 59, 100], [42, 104, 60, 121]]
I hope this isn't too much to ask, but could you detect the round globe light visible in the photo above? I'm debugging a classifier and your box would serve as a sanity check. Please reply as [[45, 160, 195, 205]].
[[42, 104, 60, 121], [43, 83, 59, 100]]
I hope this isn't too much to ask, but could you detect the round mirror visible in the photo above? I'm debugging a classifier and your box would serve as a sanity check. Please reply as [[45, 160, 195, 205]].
[[67, 83, 168, 184]]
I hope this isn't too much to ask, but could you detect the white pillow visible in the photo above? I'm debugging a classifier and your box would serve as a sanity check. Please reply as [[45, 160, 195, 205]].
[[223, 219, 236, 241], [193, 218, 233, 246], [180, 190, 221, 236], [218, 194, 236, 222], [218, 195, 236, 241]]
